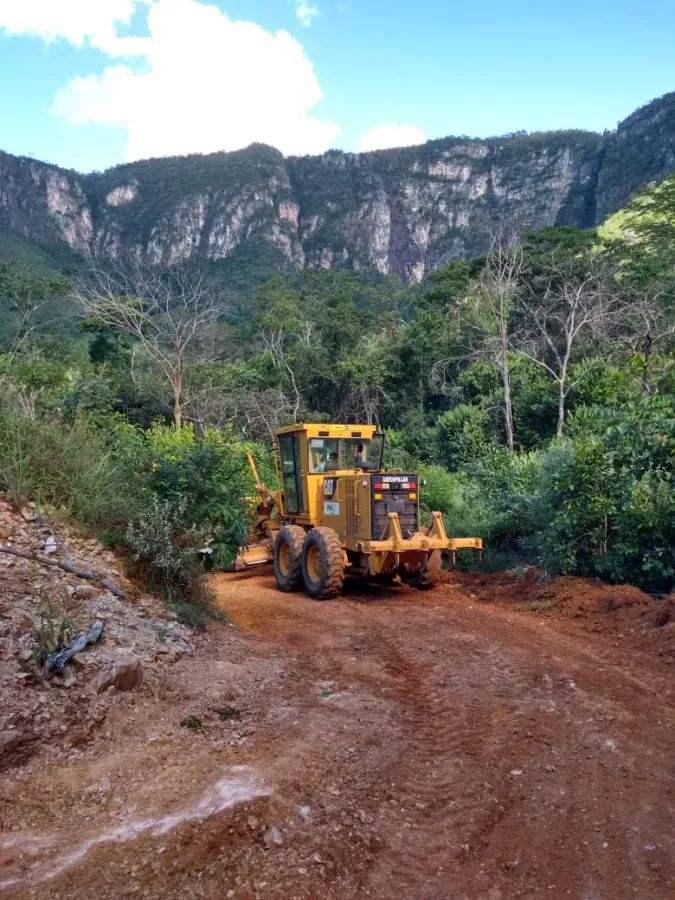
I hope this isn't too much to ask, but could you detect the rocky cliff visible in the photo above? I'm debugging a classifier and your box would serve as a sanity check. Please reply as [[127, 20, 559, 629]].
[[2, 91, 675, 283]]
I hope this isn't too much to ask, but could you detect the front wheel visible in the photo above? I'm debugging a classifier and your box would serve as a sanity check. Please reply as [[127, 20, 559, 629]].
[[273, 525, 306, 592], [301, 527, 345, 600]]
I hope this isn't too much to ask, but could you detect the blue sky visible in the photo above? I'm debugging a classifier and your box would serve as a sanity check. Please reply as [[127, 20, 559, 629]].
[[0, 0, 673, 173]]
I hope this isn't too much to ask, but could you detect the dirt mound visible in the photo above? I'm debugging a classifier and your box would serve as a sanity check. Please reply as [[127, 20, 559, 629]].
[[449, 569, 675, 664]]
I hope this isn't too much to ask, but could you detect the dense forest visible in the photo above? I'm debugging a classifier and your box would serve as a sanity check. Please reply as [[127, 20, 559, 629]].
[[1, 173, 673, 622]]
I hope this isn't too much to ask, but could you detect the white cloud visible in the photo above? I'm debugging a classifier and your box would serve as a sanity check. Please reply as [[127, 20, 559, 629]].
[[45, 0, 340, 161], [0, 0, 151, 54], [295, 2, 319, 26], [358, 124, 426, 152]]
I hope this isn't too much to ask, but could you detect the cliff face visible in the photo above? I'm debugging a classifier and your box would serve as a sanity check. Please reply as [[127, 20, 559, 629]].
[[1, 92, 674, 282], [0, 152, 93, 254]]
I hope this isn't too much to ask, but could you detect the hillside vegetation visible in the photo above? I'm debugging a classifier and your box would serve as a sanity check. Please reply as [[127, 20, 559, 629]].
[[0, 174, 673, 622]]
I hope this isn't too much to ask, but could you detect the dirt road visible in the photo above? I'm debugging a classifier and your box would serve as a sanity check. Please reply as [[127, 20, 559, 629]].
[[1, 571, 673, 899]]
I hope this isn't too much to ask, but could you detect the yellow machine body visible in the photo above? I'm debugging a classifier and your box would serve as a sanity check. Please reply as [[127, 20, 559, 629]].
[[237, 423, 482, 588]]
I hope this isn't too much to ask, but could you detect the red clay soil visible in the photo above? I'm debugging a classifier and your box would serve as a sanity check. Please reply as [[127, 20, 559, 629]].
[[450, 569, 675, 664], [1, 569, 674, 900]]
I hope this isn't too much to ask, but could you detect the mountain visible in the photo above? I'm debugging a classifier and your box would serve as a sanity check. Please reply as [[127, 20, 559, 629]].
[[1, 92, 675, 284]]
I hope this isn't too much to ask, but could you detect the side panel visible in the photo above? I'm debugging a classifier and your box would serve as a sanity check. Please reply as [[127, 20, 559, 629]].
[[356, 476, 372, 541], [318, 475, 371, 540], [318, 475, 343, 530]]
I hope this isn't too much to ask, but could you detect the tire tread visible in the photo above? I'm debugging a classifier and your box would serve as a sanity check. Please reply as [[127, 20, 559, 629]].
[[273, 524, 306, 592], [302, 526, 345, 600]]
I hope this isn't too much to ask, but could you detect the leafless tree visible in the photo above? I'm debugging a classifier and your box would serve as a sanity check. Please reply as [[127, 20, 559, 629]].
[[432, 230, 523, 451], [74, 261, 229, 427], [258, 326, 302, 423], [513, 258, 622, 437], [617, 286, 675, 397]]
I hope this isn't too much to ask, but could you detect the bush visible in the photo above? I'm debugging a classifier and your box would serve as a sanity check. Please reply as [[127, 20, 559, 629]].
[[436, 404, 489, 470], [523, 437, 615, 576], [517, 396, 675, 591], [125, 496, 216, 628], [141, 422, 269, 568], [0, 398, 144, 529]]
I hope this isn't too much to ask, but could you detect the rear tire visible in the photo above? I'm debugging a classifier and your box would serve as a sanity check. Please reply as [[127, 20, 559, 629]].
[[401, 528, 442, 590], [301, 527, 345, 600], [273, 525, 306, 592], [416, 524, 442, 589], [417, 550, 442, 588]]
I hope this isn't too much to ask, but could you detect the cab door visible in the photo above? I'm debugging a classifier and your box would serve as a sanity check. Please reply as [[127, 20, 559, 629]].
[[278, 434, 305, 514]]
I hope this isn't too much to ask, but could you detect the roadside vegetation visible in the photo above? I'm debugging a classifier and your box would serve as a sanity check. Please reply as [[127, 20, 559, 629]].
[[0, 174, 673, 620]]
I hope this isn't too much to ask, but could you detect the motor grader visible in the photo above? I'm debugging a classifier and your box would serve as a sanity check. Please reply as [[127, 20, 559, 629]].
[[237, 423, 482, 600]]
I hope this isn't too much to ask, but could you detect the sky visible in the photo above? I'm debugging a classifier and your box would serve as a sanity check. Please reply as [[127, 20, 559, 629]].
[[0, 0, 673, 173]]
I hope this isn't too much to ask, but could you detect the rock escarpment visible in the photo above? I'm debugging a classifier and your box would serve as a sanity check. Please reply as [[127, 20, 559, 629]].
[[1, 92, 674, 282]]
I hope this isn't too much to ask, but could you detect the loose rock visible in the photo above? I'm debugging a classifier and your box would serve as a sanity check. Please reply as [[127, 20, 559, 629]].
[[263, 827, 284, 849]]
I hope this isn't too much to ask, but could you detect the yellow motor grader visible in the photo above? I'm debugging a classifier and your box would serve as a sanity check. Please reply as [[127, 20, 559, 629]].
[[237, 423, 482, 600]]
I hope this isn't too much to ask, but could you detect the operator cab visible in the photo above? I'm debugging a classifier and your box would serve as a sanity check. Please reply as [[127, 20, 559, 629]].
[[308, 433, 384, 473], [275, 423, 385, 519]]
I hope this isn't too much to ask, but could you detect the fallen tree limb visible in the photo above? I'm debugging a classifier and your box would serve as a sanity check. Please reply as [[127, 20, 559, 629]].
[[42, 619, 104, 678], [0, 546, 128, 599]]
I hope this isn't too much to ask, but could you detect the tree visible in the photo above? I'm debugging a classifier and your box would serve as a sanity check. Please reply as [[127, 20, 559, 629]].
[[513, 258, 622, 437], [0, 262, 71, 352], [432, 232, 523, 451], [75, 261, 228, 427], [618, 286, 675, 397], [335, 332, 394, 424]]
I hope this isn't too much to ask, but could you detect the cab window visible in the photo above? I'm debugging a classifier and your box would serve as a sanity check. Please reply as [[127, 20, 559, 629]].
[[278, 434, 304, 513], [308, 438, 340, 473], [341, 439, 373, 469]]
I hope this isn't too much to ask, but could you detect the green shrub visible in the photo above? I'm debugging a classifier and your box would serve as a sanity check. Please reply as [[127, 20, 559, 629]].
[[142, 422, 267, 568], [418, 464, 464, 519], [31, 598, 80, 670], [517, 396, 675, 591], [0, 398, 143, 528], [125, 496, 216, 628], [436, 404, 489, 470]]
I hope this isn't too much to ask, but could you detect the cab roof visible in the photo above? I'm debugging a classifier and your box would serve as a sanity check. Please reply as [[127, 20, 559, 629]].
[[274, 423, 379, 438]]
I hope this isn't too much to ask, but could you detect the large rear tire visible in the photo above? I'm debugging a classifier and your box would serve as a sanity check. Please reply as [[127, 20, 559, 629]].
[[273, 525, 306, 592], [301, 527, 345, 600]]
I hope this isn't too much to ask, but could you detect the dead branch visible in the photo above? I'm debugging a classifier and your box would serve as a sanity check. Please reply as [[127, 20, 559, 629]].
[[0, 546, 128, 599]]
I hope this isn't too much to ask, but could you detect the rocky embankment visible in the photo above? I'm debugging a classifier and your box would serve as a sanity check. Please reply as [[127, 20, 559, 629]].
[[0, 494, 195, 772]]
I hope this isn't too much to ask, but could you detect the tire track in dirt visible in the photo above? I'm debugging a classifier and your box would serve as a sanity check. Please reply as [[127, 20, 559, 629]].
[[351, 609, 520, 896], [211, 575, 675, 898], [346, 599, 675, 900]]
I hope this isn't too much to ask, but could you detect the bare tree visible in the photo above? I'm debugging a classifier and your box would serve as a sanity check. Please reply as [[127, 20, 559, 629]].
[[258, 325, 303, 423], [618, 286, 675, 397], [513, 258, 621, 437], [75, 261, 228, 427], [432, 230, 523, 451]]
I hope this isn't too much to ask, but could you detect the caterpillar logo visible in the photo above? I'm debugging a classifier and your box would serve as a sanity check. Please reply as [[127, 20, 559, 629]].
[[323, 478, 336, 497]]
